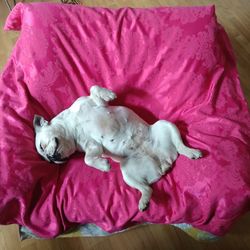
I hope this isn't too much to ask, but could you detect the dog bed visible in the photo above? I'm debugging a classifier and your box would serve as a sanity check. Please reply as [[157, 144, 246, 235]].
[[1, 2, 250, 239]]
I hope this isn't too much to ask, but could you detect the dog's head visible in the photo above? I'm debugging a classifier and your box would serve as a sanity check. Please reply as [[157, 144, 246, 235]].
[[33, 115, 76, 164]]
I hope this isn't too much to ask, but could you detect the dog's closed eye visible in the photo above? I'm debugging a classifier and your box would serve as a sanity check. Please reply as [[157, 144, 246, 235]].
[[55, 137, 59, 146], [40, 144, 44, 151], [54, 137, 59, 154]]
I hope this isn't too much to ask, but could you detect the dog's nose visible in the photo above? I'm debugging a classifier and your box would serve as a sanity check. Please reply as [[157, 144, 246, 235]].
[[47, 153, 62, 162]]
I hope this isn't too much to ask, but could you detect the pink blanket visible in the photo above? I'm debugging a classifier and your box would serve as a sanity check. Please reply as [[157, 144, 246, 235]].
[[1, 3, 250, 238]]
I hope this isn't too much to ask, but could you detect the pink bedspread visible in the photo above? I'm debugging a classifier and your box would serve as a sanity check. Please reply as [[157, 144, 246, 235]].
[[1, 3, 250, 238]]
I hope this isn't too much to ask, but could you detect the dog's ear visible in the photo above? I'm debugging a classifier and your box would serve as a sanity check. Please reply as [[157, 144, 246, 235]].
[[33, 115, 48, 132]]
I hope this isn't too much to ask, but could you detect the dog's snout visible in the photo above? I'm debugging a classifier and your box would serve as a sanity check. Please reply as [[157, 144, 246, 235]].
[[47, 153, 62, 162]]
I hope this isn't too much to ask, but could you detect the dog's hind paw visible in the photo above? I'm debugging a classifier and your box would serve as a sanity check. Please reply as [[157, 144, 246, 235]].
[[188, 149, 203, 159], [139, 199, 150, 211]]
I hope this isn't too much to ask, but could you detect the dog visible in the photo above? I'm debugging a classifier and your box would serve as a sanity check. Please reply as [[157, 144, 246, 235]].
[[34, 85, 202, 211]]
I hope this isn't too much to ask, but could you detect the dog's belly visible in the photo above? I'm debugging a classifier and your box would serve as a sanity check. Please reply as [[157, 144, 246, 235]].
[[104, 128, 150, 157], [102, 122, 149, 157], [82, 106, 150, 157]]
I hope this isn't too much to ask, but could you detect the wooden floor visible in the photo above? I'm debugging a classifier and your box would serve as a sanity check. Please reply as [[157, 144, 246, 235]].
[[0, 0, 250, 249]]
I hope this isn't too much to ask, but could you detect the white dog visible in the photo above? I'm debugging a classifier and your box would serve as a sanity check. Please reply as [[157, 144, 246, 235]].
[[34, 85, 202, 211]]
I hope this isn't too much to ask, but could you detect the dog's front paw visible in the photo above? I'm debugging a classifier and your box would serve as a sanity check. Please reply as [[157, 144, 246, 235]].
[[160, 161, 171, 175], [91, 85, 117, 102], [99, 159, 111, 172], [100, 89, 117, 102]]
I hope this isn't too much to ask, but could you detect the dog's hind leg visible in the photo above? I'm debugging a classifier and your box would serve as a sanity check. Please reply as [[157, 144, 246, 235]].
[[121, 156, 161, 211], [168, 123, 202, 159], [123, 174, 152, 211], [155, 120, 203, 159], [90, 85, 117, 106]]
